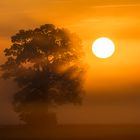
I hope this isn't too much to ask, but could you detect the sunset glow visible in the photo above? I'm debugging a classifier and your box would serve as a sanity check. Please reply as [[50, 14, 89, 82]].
[[1, 0, 140, 132]]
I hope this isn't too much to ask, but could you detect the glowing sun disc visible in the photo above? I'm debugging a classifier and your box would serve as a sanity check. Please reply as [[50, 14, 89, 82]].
[[92, 37, 115, 59]]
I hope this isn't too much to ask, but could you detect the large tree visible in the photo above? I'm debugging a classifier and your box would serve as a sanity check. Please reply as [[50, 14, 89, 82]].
[[1, 24, 85, 125]]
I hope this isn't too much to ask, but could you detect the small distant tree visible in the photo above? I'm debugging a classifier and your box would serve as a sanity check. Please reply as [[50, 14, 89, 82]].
[[1, 24, 85, 126]]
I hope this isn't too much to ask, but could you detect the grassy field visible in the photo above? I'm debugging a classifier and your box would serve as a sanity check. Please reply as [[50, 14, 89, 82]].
[[0, 124, 140, 140]]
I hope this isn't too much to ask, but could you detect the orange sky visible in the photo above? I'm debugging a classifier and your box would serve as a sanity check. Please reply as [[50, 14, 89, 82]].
[[1, 0, 140, 124], [1, 0, 140, 89]]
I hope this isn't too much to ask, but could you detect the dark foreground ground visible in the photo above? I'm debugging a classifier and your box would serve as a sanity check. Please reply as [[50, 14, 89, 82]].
[[0, 124, 140, 140]]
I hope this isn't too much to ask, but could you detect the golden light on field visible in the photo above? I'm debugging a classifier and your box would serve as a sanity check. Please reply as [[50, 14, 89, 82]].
[[92, 37, 115, 59]]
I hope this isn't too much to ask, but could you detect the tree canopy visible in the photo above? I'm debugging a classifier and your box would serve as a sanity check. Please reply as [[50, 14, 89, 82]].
[[1, 24, 85, 124]]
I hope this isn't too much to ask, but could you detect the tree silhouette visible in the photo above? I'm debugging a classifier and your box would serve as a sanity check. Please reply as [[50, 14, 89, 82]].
[[1, 24, 85, 126]]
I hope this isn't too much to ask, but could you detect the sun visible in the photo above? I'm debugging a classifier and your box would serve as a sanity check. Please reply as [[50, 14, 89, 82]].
[[92, 37, 115, 59]]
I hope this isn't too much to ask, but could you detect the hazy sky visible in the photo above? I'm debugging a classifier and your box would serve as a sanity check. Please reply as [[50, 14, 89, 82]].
[[1, 0, 140, 124]]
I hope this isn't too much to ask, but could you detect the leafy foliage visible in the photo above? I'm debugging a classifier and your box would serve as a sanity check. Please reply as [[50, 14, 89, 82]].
[[1, 24, 85, 124]]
